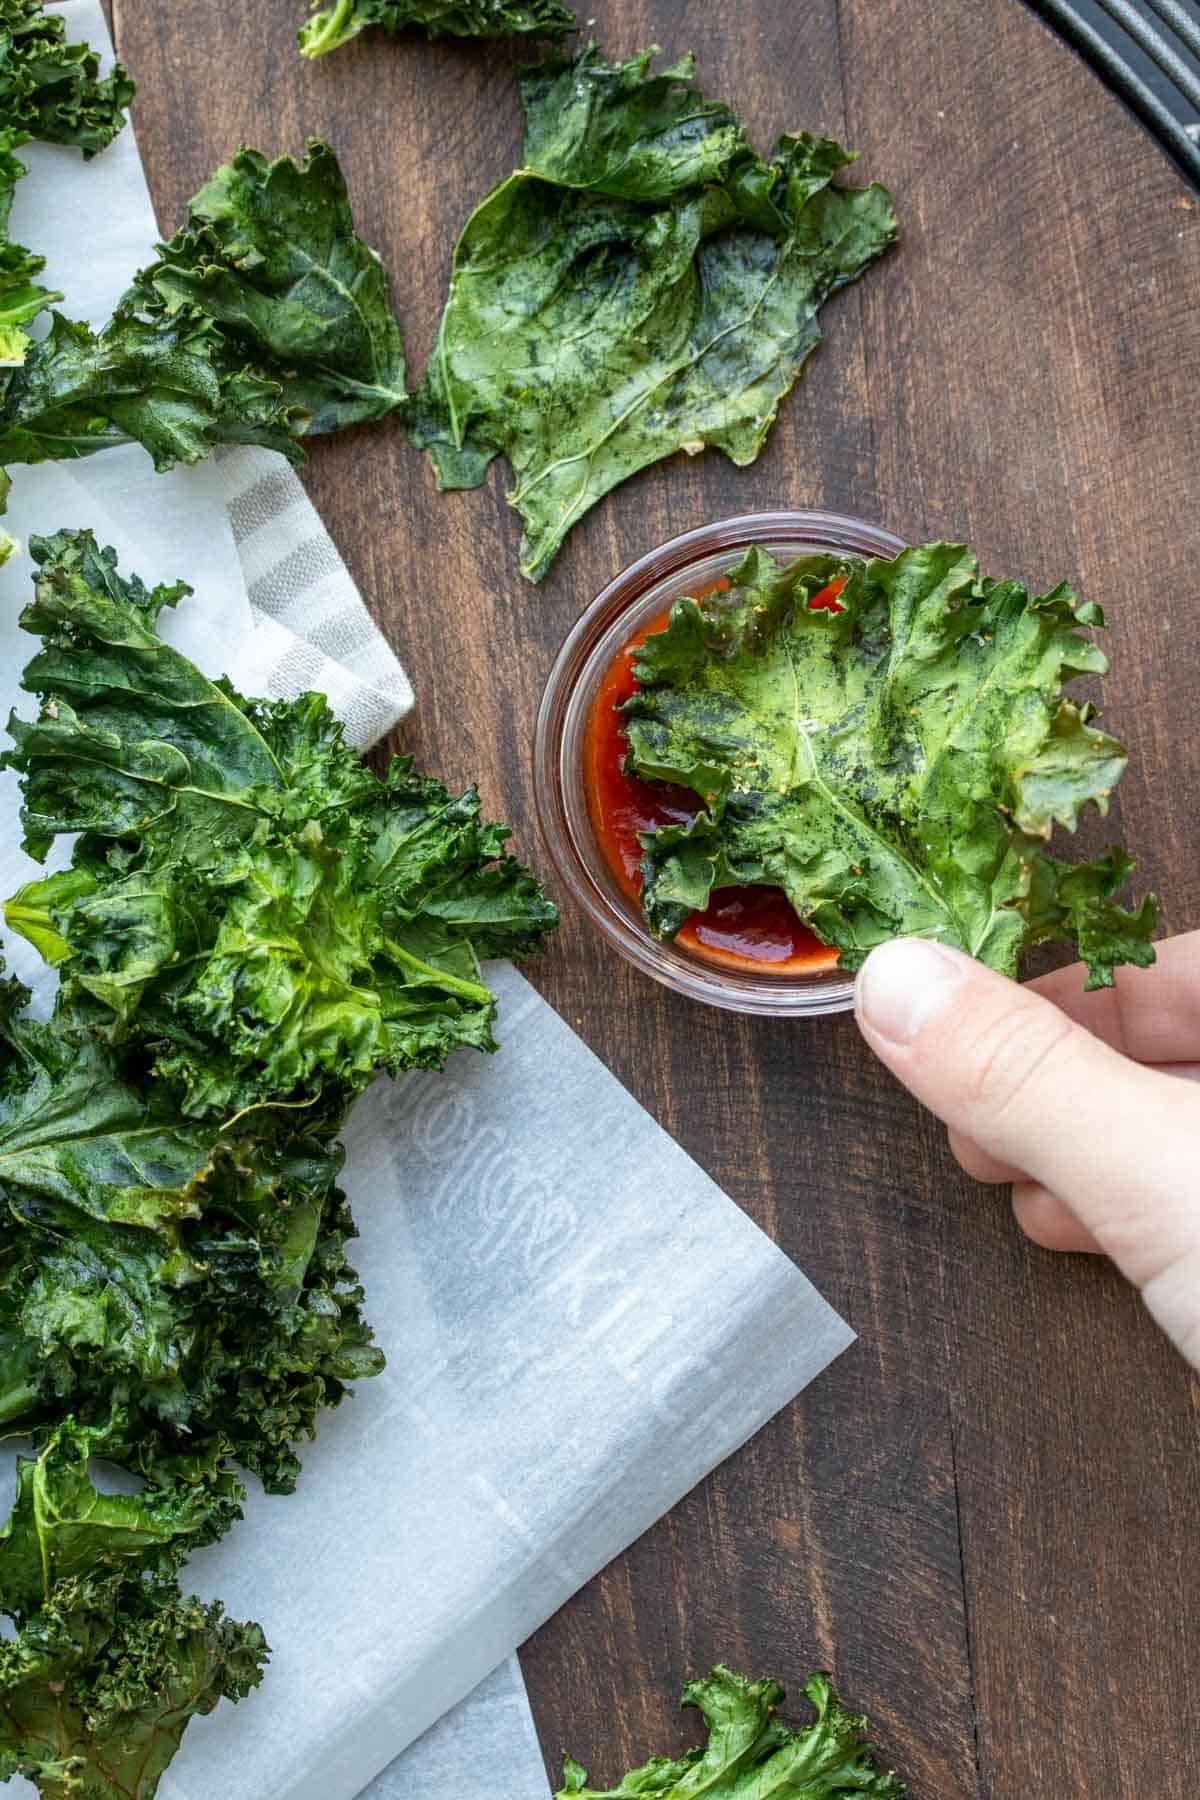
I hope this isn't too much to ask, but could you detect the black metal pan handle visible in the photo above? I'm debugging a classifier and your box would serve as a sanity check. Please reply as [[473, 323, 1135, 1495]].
[[1028, 0, 1200, 185]]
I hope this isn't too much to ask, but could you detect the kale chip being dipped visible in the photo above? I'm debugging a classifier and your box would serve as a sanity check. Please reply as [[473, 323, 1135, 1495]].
[[620, 542, 1155, 988]]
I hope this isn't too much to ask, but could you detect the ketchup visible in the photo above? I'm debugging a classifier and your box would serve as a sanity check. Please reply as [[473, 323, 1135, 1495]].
[[584, 577, 846, 975]]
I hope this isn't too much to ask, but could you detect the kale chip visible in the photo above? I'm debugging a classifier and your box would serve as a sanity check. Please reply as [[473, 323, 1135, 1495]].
[[300, 0, 576, 57], [411, 45, 897, 578], [0, 0, 133, 157], [0, 141, 407, 492], [560, 1666, 905, 1798], [0, 1419, 267, 1800], [621, 543, 1156, 986]]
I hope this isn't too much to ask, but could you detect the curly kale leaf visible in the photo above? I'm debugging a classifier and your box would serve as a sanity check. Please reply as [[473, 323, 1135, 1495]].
[[559, 1667, 905, 1798], [0, 2, 131, 376], [0, 307, 311, 474], [0, 1585, 266, 1800], [0, 519, 552, 1791], [0, 1419, 266, 1800], [125, 141, 407, 433], [0, 0, 133, 158], [300, 0, 575, 57], [410, 45, 897, 579], [0, 973, 383, 1493], [621, 543, 1156, 988], [0, 1419, 242, 1613], [0, 141, 405, 489], [3, 529, 557, 1117], [0, 130, 59, 370]]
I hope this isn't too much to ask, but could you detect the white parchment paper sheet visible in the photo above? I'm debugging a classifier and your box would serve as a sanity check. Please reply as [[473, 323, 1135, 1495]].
[[161, 968, 853, 1800]]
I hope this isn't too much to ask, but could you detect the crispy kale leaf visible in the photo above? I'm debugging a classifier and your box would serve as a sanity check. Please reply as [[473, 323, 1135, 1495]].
[[0, 129, 59, 369], [0, 1583, 265, 1800], [410, 45, 897, 579], [300, 0, 575, 57], [0, 941, 377, 1784], [621, 543, 1156, 988], [0, 305, 310, 472], [0, 0, 133, 157], [0, 1419, 242, 1611], [0, 140, 406, 488], [3, 530, 557, 1116], [126, 141, 408, 433], [0, 973, 383, 1492], [0, 1418, 266, 1800], [559, 1667, 905, 1798], [0, 0, 133, 377]]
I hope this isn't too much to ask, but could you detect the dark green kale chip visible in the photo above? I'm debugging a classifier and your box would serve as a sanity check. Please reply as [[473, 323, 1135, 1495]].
[[410, 45, 897, 579], [300, 0, 576, 57], [3, 531, 557, 1117], [620, 542, 1155, 987], [0, 141, 406, 495], [0, 0, 133, 157], [0, 1419, 267, 1800]]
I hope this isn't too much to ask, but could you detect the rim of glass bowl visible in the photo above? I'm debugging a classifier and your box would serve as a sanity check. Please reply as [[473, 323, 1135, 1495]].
[[533, 510, 908, 1018]]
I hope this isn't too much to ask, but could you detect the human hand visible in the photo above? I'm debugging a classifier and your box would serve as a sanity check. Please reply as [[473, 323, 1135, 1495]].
[[853, 932, 1200, 1369]]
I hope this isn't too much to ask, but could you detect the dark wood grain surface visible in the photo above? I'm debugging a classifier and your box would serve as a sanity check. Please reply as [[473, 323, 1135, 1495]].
[[107, 0, 1200, 1792]]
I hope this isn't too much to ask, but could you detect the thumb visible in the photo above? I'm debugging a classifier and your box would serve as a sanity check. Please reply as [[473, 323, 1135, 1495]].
[[854, 938, 1200, 1362]]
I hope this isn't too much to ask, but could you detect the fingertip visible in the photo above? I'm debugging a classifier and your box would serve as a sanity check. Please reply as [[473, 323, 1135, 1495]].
[[855, 938, 972, 1049]]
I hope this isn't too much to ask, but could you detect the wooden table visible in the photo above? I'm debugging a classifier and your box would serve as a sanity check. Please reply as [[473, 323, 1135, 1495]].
[[110, 1, 1200, 1791]]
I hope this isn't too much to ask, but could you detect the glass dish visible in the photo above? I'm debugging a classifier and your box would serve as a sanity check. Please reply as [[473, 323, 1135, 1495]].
[[533, 509, 907, 1017]]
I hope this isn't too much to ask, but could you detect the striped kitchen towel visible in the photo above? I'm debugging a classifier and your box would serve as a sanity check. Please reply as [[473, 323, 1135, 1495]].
[[213, 447, 414, 752]]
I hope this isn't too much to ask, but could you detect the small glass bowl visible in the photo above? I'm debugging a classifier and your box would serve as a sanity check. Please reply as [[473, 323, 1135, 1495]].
[[533, 510, 907, 1018]]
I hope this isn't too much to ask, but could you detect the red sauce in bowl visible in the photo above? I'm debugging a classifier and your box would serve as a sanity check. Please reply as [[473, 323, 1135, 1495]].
[[583, 578, 846, 975]]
